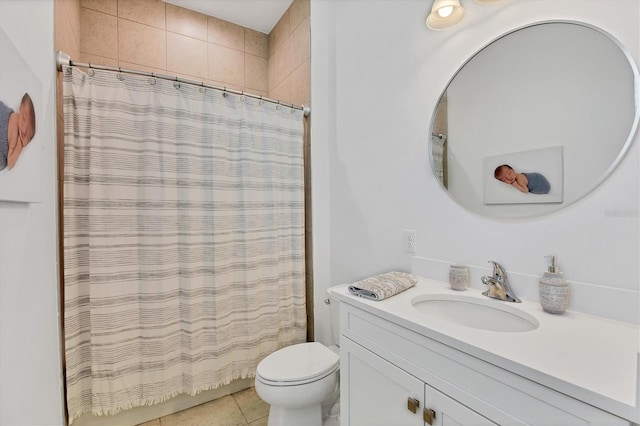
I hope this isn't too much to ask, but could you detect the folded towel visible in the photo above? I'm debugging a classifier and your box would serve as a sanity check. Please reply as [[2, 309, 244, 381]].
[[348, 271, 418, 301]]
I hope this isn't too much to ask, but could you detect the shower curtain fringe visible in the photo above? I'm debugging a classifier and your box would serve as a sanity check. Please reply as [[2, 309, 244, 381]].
[[56, 50, 311, 117], [72, 369, 256, 422]]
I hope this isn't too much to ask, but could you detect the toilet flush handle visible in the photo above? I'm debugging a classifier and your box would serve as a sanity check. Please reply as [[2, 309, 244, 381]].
[[324, 298, 330, 305]]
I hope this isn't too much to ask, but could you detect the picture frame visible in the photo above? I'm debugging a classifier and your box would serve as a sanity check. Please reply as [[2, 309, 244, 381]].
[[483, 146, 564, 205]]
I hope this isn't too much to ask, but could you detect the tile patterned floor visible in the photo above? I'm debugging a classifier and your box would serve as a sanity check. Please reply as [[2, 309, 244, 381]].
[[137, 387, 269, 426]]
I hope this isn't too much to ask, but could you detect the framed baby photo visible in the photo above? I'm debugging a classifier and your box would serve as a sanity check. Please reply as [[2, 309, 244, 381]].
[[483, 146, 564, 205], [0, 26, 43, 203]]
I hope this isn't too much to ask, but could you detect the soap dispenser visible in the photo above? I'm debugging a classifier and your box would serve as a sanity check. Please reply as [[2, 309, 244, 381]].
[[539, 255, 569, 314]]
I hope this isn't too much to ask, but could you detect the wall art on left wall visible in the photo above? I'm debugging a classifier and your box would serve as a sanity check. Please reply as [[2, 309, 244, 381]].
[[0, 26, 42, 203]]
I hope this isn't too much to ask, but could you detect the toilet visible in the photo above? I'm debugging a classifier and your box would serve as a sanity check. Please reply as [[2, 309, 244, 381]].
[[255, 284, 345, 426]]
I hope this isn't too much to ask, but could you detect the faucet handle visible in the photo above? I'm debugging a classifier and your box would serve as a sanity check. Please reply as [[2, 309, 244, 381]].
[[488, 260, 505, 279]]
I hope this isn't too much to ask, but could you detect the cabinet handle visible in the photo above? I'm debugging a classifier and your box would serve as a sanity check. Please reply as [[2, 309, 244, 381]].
[[407, 397, 420, 413], [423, 408, 436, 425]]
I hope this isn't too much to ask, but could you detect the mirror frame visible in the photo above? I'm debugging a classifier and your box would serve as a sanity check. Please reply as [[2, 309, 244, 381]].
[[429, 20, 640, 219]]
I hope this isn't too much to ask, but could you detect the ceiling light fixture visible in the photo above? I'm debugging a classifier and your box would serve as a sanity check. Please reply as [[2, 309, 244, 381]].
[[426, 0, 465, 30]]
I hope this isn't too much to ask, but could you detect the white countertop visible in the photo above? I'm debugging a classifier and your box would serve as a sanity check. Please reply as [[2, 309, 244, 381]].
[[331, 277, 640, 423]]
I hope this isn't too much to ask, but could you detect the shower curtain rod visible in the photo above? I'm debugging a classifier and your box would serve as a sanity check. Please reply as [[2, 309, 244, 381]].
[[56, 51, 311, 117]]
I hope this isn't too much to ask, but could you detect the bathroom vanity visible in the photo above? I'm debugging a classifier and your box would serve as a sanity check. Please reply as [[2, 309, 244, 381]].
[[332, 278, 639, 425]]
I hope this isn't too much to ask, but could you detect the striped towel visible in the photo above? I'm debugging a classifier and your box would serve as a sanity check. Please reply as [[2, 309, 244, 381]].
[[348, 271, 418, 301]]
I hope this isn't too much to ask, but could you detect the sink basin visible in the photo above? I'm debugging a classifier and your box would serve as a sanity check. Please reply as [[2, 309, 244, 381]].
[[411, 294, 539, 332]]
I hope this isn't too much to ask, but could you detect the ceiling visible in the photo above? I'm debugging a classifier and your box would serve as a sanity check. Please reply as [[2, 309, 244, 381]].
[[163, 0, 294, 34]]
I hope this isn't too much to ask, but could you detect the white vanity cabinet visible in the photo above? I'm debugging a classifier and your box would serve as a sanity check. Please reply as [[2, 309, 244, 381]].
[[340, 302, 631, 426], [341, 337, 424, 425], [426, 384, 496, 426], [342, 336, 496, 425]]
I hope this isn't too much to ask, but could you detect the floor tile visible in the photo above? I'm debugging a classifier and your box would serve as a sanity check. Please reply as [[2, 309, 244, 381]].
[[160, 395, 247, 426], [233, 387, 270, 423], [248, 416, 268, 426], [136, 419, 160, 426]]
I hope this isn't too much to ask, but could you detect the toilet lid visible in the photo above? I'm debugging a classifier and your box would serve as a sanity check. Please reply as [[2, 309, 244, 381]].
[[257, 342, 339, 383]]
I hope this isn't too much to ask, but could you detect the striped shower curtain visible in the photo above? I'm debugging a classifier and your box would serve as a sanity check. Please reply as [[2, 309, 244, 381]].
[[62, 66, 306, 422]]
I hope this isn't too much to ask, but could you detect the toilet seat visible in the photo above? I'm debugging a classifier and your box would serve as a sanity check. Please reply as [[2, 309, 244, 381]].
[[257, 342, 339, 386]]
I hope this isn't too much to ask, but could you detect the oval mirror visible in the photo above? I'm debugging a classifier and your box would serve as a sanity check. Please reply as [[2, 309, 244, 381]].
[[429, 22, 639, 218]]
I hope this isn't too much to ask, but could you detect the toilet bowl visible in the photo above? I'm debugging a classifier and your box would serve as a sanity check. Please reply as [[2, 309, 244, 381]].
[[255, 342, 339, 425], [255, 284, 346, 426]]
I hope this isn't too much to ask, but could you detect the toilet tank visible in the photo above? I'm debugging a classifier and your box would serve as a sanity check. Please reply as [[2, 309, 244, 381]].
[[326, 284, 347, 347]]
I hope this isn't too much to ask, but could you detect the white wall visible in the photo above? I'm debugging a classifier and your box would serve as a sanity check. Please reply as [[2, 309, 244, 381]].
[[0, 1, 65, 425], [311, 0, 640, 345]]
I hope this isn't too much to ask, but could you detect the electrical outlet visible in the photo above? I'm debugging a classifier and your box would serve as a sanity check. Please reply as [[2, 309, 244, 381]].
[[404, 230, 416, 253]]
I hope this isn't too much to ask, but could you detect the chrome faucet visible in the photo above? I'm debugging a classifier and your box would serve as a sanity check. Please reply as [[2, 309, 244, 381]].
[[481, 261, 521, 303]]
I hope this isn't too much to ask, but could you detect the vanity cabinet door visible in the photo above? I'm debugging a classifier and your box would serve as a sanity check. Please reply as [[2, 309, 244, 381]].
[[341, 337, 424, 426], [424, 384, 497, 426]]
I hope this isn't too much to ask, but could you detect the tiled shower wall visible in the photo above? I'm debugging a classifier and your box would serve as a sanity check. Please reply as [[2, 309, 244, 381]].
[[55, 0, 313, 346], [55, 0, 309, 105], [267, 0, 310, 107]]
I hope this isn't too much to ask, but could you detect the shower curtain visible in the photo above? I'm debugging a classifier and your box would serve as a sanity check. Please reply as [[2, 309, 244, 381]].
[[62, 66, 306, 422], [431, 134, 447, 188]]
